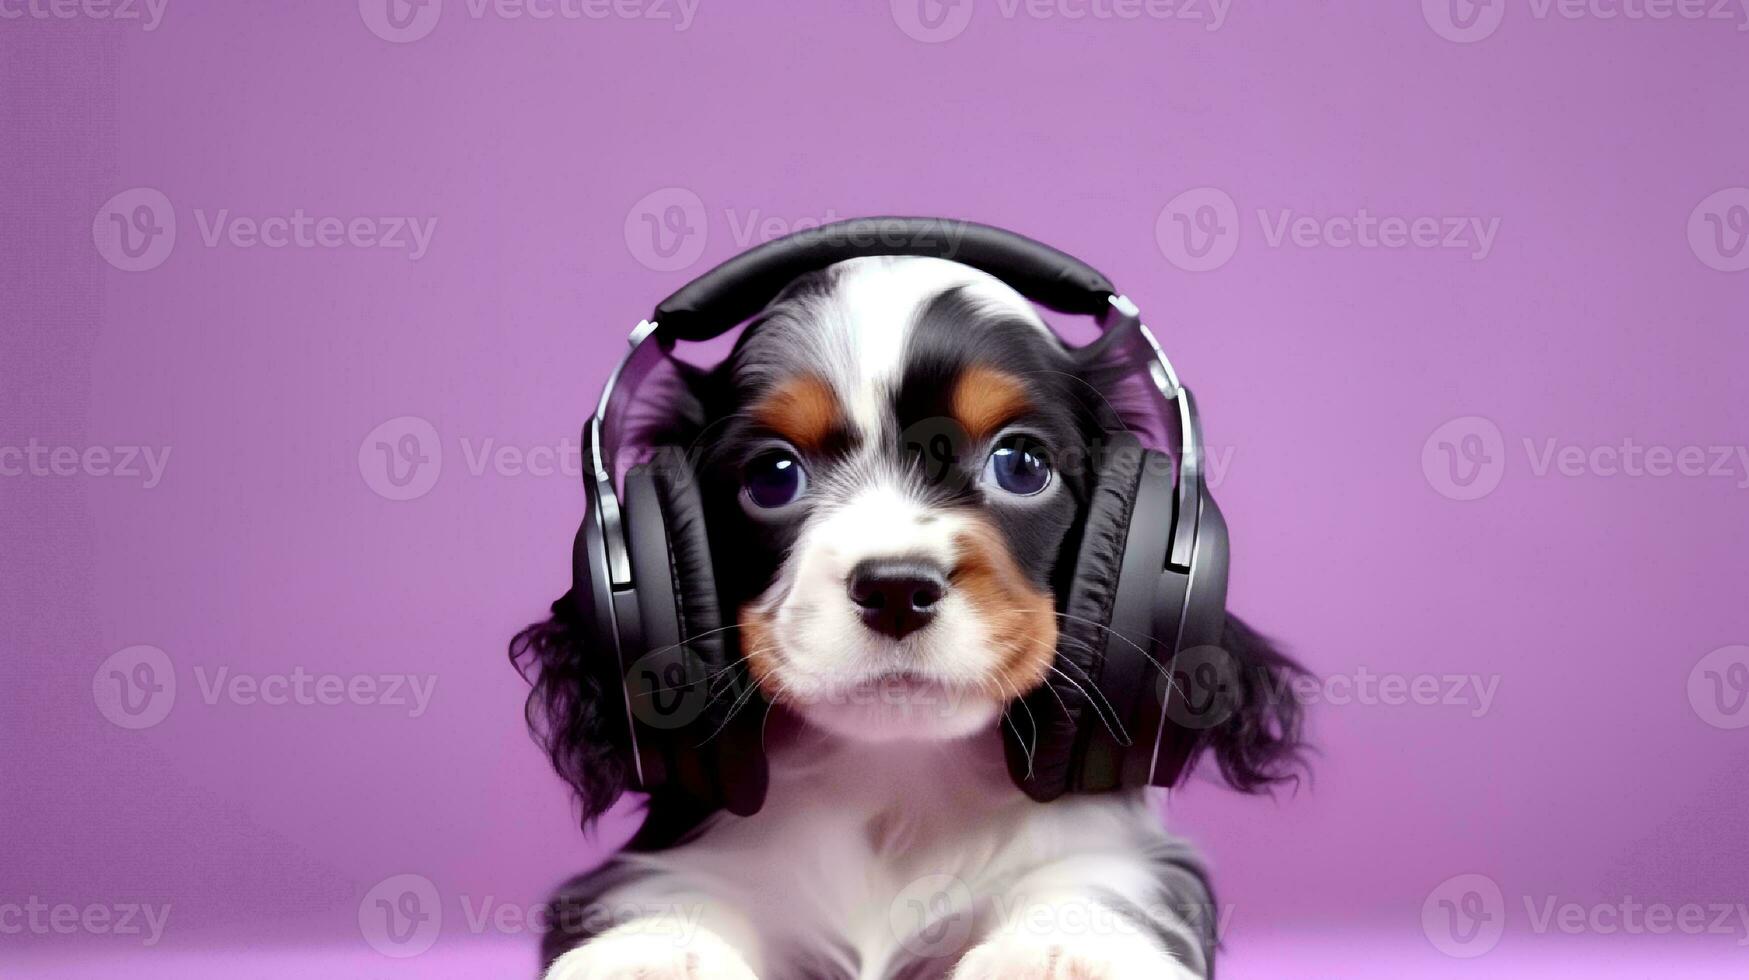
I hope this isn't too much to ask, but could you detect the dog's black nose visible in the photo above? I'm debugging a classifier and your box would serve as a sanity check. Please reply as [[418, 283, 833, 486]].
[[848, 559, 947, 641]]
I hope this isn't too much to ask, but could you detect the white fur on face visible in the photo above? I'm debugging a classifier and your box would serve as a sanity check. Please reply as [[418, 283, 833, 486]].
[[739, 257, 1060, 744], [749, 478, 1003, 742]]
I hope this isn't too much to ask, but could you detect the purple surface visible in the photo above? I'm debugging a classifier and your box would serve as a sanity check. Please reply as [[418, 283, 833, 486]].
[[10, 934, 1749, 980], [4, 2, 1746, 976]]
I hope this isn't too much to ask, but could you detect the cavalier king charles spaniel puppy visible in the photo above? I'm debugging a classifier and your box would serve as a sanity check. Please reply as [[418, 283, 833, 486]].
[[512, 255, 1306, 979]]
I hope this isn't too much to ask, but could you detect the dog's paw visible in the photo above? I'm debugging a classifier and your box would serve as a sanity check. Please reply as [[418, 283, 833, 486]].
[[545, 923, 758, 980], [950, 930, 1197, 980]]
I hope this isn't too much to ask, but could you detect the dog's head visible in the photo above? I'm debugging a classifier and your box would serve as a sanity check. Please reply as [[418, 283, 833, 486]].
[[513, 256, 1307, 824], [697, 256, 1105, 743]]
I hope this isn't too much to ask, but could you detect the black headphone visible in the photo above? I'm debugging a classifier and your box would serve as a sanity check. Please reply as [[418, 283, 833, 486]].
[[571, 218, 1228, 816]]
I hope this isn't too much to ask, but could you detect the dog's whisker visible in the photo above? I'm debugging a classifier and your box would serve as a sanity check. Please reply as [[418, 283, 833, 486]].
[[695, 668, 768, 749], [1031, 662, 1076, 723], [1044, 637, 1134, 746], [992, 675, 1035, 780], [1051, 611, 1190, 705], [1000, 629, 1080, 724], [1009, 676, 1040, 775], [1052, 611, 1169, 661], [682, 650, 771, 714], [1042, 662, 1131, 747]]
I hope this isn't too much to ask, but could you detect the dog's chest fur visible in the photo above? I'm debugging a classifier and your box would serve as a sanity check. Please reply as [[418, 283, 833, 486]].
[[605, 727, 1186, 980]]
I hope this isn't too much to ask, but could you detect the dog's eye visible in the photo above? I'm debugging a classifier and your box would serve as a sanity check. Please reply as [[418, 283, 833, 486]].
[[983, 436, 1051, 496], [743, 449, 808, 509]]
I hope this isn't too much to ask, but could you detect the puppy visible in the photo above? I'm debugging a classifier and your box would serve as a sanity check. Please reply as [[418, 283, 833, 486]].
[[511, 256, 1306, 979]]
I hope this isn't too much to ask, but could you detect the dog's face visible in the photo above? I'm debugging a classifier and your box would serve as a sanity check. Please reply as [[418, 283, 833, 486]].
[[694, 257, 1110, 743]]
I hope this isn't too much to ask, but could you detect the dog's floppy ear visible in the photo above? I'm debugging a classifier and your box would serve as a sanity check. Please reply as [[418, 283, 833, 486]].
[[1069, 324, 1313, 792], [509, 595, 631, 828], [510, 354, 720, 829], [1184, 612, 1312, 793]]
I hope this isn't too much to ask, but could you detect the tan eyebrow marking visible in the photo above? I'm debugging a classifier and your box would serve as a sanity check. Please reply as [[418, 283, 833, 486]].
[[951, 365, 1032, 441], [752, 374, 843, 453]]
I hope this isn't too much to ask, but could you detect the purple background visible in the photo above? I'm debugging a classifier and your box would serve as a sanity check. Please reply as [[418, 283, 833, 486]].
[[5, 2, 1747, 976]]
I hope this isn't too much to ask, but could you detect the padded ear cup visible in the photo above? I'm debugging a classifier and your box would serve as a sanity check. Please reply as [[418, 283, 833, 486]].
[[1006, 433, 1148, 801], [622, 448, 767, 816]]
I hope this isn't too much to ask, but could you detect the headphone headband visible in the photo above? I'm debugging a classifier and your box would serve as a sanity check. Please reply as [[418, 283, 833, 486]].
[[590, 225, 1201, 591], [653, 216, 1117, 341]]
